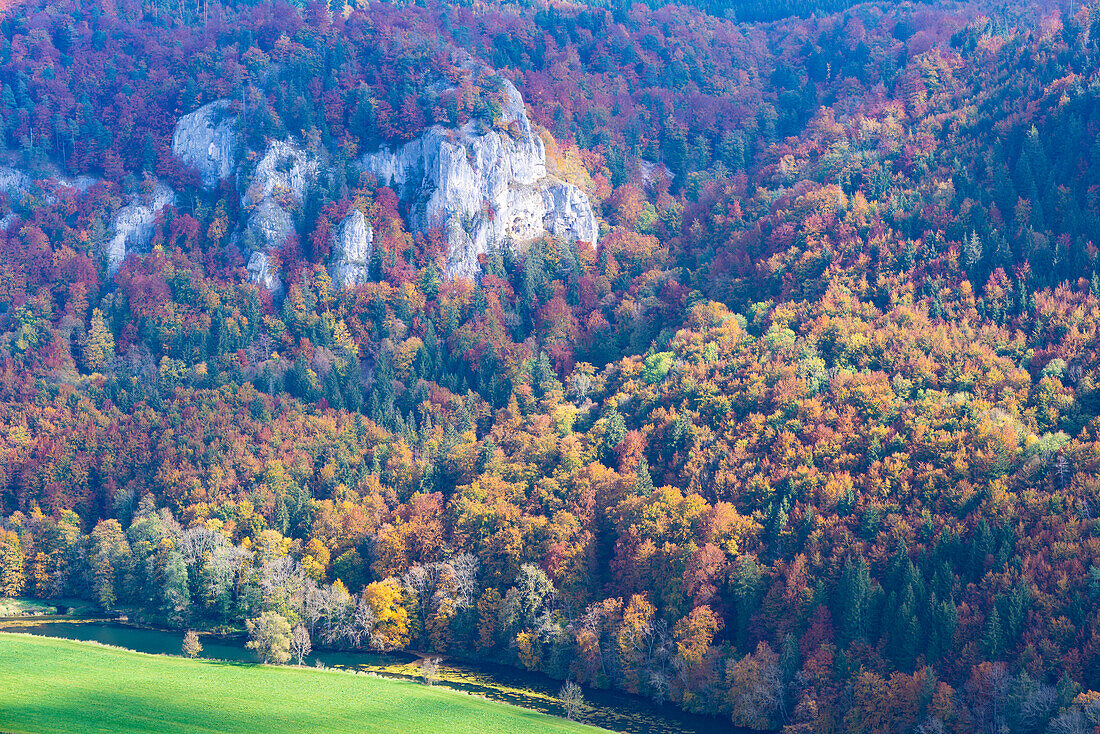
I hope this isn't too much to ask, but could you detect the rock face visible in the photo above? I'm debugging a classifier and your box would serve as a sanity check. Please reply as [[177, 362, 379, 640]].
[[172, 100, 239, 189], [0, 166, 34, 200], [359, 78, 598, 277], [151, 75, 598, 291], [246, 251, 281, 294], [328, 209, 374, 288], [0, 166, 171, 275], [542, 180, 600, 242], [242, 140, 318, 250], [170, 99, 324, 295], [239, 140, 319, 294], [0, 166, 93, 207], [0, 167, 35, 231], [105, 182, 176, 274]]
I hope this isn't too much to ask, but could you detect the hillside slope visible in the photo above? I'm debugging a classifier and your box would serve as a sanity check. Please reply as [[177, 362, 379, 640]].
[[1, 1, 1100, 733]]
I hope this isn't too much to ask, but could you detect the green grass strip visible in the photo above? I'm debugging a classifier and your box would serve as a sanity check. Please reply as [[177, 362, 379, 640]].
[[0, 632, 608, 734]]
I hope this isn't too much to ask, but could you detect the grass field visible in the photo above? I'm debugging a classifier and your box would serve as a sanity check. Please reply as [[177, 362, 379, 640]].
[[0, 633, 608, 734]]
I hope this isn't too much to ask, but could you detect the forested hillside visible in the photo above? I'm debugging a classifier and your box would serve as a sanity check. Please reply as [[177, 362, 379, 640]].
[[3, 0, 1100, 732]]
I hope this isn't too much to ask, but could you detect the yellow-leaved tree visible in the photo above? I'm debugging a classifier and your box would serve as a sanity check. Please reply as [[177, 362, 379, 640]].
[[0, 529, 24, 597], [361, 578, 409, 651], [81, 308, 115, 373]]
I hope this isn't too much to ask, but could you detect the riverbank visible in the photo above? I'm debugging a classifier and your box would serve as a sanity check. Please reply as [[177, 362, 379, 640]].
[[0, 632, 608, 734], [0, 597, 97, 618]]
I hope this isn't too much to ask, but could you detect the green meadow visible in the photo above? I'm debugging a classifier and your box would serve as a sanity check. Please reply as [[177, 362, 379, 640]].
[[0, 633, 608, 734]]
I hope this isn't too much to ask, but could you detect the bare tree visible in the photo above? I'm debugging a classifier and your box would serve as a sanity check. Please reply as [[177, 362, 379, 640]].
[[1055, 451, 1070, 493], [178, 526, 226, 566], [402, 564, 436, 634], [303, 583, 328, 636], [915, 717, 946, 734], [648, 670, 670, 704], [966, 661, 1011, 734], [450, 554, 480, 608], [319, 582, 356, 646], [421, 656, 441, 686], [202, 544, 252, 609], [290, 624, 312, 665], [354, 594, 378, 648], [1017, 683, 1057, 733], [1047, 710, 1087, 734], [559, 681, 585, 721], [404, 560, 476, 641], [260, 555, 309, 609], [619, 610, 673, 703]]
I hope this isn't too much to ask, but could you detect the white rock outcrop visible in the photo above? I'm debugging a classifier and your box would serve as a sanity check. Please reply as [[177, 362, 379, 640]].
[[0, 167, 35, 231], [246, 140, 317, 205], [241, 140, 318, 250], [0, 166, 91, 209], [0, 162, 165, 267], [0, 166, 34, 200], [172, 100, 239, 189], [359, 78, 598, 277], [542, 180, 600, 242], [105, 182, 175, 274], [329, 209, 374, 288], [240, 139, 319, 293], [247, 197, 296, 252], [246, 251, 282, 294]]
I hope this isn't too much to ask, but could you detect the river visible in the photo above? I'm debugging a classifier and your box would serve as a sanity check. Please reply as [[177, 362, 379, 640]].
[[0, 617, 749, 734]]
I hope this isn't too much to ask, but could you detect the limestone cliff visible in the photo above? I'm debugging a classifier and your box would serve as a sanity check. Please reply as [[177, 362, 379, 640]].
[[105, 182, 176, 274], [0, 166, 34, 201], [328, 209, 374, 288], [359, 78, 598, 277], [1, 74, 598, 290], [171, 100, 239, 189], [246, 251, 282, 294], [0, 162, 165, 271], [163, 72, 598, 290], [0, 166, 95, 207], [239, 139, 319, 294]]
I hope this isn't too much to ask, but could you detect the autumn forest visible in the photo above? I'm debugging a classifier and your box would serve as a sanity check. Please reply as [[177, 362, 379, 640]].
[[1, 0, 1100, 731]]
